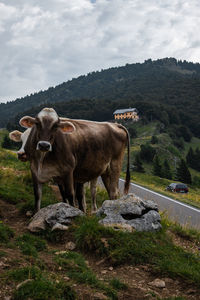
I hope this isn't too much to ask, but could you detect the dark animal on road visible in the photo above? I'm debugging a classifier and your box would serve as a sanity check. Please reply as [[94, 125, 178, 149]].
[[19, 108, 130, 212]]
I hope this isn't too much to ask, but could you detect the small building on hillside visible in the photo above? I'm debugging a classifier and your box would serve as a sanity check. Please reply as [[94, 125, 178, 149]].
[[113, 108, 139, 121]]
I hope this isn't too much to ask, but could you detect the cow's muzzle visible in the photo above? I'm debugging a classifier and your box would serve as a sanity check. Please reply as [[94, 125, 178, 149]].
[[17, 152, 27, 162], [37, 141, 52, 152]]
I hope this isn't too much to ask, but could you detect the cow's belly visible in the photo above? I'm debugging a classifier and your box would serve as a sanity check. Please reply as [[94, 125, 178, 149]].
[[74, 161, 110, 182]]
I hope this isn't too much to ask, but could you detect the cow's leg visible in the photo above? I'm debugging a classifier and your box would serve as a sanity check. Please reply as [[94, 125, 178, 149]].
[[76, 183, 86, 212], [58, 183, 67, 203], [63, 174, 75, 207], [31, 172, 42, 211], [101, 160, 121, 200], [90, 178, 98, 213]]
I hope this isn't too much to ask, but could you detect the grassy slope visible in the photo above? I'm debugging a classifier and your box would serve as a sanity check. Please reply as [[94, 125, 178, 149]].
[[1, 144, 200, 299], [127, 122, 200, 208]]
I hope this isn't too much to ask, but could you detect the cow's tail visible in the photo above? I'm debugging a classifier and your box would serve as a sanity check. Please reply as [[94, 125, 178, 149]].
[[118, 124, 131, 195]]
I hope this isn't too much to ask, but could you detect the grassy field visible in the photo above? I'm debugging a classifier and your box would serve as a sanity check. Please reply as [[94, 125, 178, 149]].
[[129, 172, 200, 209]]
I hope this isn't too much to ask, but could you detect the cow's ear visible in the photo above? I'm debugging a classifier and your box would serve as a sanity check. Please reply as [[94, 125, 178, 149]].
[[19, 116, 35, 128], [9, 130, 22, 142], [59, 121, 75, 134]]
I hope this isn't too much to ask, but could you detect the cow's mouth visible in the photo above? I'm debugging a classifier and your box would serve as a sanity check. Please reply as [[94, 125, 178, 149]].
[[18, 153, 28, 162]]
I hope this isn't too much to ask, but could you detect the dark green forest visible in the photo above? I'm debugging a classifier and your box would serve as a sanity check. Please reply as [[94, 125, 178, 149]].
[[1, 57, 200, 139]]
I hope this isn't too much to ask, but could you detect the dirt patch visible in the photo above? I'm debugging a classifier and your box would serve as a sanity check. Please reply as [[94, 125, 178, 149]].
[[0, 198, 29, 235]]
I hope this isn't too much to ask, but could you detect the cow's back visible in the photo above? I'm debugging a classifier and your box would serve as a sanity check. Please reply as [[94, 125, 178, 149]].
[[65, 120, 128, 182]]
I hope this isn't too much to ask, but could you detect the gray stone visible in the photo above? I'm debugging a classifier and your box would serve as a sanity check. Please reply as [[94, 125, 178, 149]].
[[65, 241, 76, 250], [96, 194, 161, 232], [148, 278, 166, 288], [28, 202, 84, 232]]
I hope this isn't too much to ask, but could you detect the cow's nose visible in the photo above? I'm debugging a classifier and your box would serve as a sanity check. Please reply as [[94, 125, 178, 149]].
[[17, 152, 27, 161], [37, 141, 51, 152]]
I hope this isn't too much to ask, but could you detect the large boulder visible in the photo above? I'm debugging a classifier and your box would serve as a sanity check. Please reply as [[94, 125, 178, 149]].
[[96, 194, 162, 232], [28, 202, 85, 232]]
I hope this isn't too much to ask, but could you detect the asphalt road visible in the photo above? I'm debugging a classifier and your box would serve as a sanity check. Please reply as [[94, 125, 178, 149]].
[[119, 179, 200, 229]]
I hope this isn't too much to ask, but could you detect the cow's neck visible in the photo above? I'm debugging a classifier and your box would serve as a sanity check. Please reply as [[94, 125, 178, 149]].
[[37, 152, 46, 178]]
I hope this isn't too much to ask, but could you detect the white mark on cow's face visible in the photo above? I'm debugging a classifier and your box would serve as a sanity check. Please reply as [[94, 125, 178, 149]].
[[18, 128, 31, 154], [38, 108, 59, 125], [35, 108, 60, 153]]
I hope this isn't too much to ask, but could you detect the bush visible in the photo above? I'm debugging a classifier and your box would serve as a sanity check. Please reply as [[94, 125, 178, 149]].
[[140, 143, 156, 162]]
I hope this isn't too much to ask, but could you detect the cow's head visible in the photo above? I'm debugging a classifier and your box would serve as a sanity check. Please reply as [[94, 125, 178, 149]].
[[19, 108, 75, 153], [9, 128, 31, 161]]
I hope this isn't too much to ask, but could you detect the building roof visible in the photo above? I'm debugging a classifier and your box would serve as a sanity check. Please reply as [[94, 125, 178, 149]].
[[113, 108, 138, 115]]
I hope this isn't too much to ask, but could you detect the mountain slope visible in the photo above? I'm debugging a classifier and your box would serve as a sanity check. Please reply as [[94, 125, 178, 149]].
[[1, 57, 200, 128]]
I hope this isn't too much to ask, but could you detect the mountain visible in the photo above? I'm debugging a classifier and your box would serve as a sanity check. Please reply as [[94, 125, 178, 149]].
[[1, 57, 200, 137]]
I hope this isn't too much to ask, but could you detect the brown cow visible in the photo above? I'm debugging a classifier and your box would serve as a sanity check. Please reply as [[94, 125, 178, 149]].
[[20, 108, 130, 212], [9, 128, 98, 212]]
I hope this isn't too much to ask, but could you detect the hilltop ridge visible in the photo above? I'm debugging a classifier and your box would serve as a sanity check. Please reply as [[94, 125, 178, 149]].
[[1, 57, 200, 130]]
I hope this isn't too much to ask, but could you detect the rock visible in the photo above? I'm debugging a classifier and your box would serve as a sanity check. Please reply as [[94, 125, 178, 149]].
[[100, 238, 109, 248], [0, 262, 9, 269], [93, 292, 107, 299], [103, 223, 134, 232], [16, 279, 33, 290], [96, 258, 107, 265], [63, 276, 70, 281], [109, 266, 113, 271], [26, 210, 33, 217], [65, 241, 76, 250], [52, 223, 69, 231], [148, 278, 166, 288], [101, 270, 107, 274], [28, 203, 84, 232], [55, 250, 68, 255], [96, 194, 162, 232]]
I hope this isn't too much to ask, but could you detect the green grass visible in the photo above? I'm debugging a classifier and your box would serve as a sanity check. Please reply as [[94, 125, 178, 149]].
[[0, 250, 7, 257], [55, 251, 117, 299], [13, 279, 76, 300], [0, 222, 14, 243], [0, 148, 58, 211], [109, 278, 128, 290], [128, 171, 200, 209], [16, 234, 47, 257], [163, 216, 200, 244], [72, 216, 111, 255], [6, 266, 43, 282], [4, 265, 76, 300], [71, 216, 200, 288]]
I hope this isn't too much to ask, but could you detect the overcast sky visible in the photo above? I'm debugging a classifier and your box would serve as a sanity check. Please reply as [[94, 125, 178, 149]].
[[0, 0, 200, 103]]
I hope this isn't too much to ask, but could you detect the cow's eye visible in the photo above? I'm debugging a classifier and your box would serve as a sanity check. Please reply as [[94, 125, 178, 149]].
[[35, 121, 41, 128], [52, 123, 58, 130]]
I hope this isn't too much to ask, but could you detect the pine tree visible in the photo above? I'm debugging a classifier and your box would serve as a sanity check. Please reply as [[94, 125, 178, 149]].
[[153, 155, 162, 177], [134, 154, 145, 173], [151, 135, 158, 144], [186, 147, 195, 167], [176, 159, 192, 184], [162, 159, 172, 179]]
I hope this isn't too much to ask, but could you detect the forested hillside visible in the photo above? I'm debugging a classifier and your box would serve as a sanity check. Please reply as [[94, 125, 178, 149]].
[[1, 57, 200, 138]]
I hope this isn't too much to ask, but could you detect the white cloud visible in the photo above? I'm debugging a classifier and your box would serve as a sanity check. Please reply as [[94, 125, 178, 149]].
[[0, 0, 200, 102]]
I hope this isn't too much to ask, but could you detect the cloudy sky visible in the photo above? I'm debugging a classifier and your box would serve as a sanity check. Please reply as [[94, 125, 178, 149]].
[[0, 0, 200, 103]]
